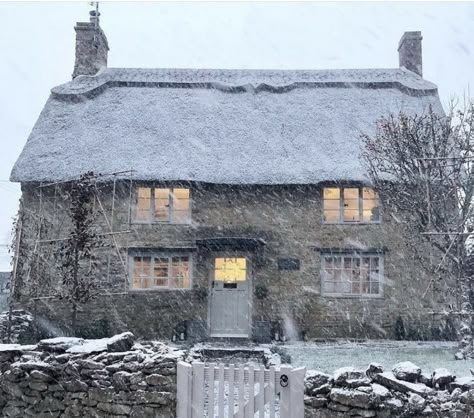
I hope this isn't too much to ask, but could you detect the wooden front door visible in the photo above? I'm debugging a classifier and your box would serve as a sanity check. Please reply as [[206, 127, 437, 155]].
[[209, 257, 250, 337]]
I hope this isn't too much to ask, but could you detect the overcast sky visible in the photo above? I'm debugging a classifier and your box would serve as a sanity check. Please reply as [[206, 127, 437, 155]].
[[0, 1, 474, 270]]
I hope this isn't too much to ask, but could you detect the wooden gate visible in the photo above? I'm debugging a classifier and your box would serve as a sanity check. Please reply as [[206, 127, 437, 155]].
[[177, 362, 305, 418]]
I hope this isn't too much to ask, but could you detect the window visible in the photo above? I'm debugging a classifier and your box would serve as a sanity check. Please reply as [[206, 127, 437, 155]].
[[135, 187, 191, 223], [321, 253, 383, 296], [131, 254, 191, 289], [214, 258, 247, 282], [323, 187, 380, 223]]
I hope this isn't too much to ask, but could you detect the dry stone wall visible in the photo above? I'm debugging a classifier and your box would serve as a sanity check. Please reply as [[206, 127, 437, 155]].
[[304, 361, 474, 418], [0, 333, 181, 417]]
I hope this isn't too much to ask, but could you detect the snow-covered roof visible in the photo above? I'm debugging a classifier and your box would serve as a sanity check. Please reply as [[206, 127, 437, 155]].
[[10, 67, 443, 184]]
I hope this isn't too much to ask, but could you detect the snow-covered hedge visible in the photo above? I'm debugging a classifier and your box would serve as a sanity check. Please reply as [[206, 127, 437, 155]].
[[0, 332, 183, 417], [305, 361, 474, 417]]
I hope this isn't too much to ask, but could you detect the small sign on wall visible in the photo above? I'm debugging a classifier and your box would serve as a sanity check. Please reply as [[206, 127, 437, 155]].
[[278, 258, 300, 271]]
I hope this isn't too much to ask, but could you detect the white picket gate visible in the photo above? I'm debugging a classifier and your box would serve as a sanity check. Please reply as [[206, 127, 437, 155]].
[[177, 362, 305, 418]]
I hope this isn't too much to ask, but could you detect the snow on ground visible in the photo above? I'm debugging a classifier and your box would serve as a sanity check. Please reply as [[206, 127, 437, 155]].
[[280, 340, 473, 376]]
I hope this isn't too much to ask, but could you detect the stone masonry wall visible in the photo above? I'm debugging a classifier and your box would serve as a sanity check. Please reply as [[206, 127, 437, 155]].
[[304, 362, 474, 418], [15, 181, 453, 340], [0, 333, 180, 418]]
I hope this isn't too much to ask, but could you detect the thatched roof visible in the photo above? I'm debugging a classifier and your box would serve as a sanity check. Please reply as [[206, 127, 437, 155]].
[[10, 67, 443, 184]]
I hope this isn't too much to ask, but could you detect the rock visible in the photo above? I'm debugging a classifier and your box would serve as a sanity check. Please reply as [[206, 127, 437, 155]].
[[145, 374, 173, 387], [329, 387, 371, 409], [407, 392, 426, 413], [312, 383, 331, 395], [113, 371, 132, 390], [392, 361, 421, 382], [63, 379, 89, 392], [37, 337, 84, 353], [349, 409, 377, 417], [450, 376, 474, 391], [304, 395, 328, 408], [76, 359, 104, 370], [107, 332, 135, 352], [28, 381, 48, 391], [419, 371, 433, 387], [460, 389, 474, 405], [371, 383, 390, 403], [455, 351, 465, 360], [374, 372, 434, 397], [384, 397, 404, 412], [433, 368, 455, 389], [421, 405, 433, 415], [327, 401, 351, 412], [334, 367, 370, 387], [96, 402, 132, 415], [29, 370, 53, 382], [451, 387, 462, 402], [305, 370, 332, 395], [366, 363, 384, 379]]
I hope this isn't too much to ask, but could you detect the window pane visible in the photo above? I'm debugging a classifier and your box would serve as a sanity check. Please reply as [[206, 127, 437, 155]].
[[133, 256, 151, 289], [344, 209, 360, 222], [215, 257, 246, 282], [136, 187, 151, 221], [363, 201, 380, 222], [171, 188, 191, 223], [154, 188, 170, 221], [324, 210, 340, 222], [171, 256, 190, 288], [154, 257, 169, 287], [344, 188, 359, 199], [324, 199, 340, 210], [323, 188, 340, 199], [362, 188, 377, 199]]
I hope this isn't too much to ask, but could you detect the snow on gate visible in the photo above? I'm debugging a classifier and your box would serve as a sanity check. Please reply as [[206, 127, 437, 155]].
[[177, 362, 305, 418]]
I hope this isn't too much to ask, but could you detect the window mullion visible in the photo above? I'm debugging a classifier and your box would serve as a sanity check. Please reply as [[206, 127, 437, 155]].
[[169, 189, 173, 222], [168, 257, 172, 288], [340, 188, 344, 223], [150, 187, 155, 223]]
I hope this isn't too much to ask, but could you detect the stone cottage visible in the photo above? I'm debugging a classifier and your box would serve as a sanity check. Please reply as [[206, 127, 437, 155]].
[[9, 15, 449, 341]]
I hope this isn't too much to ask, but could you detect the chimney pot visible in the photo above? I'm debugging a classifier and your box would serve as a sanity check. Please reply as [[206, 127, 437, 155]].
[[398, 31, 423, 77], [72, 14, 109, 79]]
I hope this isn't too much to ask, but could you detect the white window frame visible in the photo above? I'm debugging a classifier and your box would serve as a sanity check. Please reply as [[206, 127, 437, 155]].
[[320, 253, 384, 298], [133, 186, 192, 224], [128, 251, 193, 291], [322, 186, 381, 224]]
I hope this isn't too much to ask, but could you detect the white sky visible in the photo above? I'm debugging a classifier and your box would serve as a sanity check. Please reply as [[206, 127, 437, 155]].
[[0, 1, 474, 271]]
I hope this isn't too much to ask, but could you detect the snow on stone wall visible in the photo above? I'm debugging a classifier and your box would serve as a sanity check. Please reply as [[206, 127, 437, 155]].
[[304, 361, 474, 418], [0, 333, 183, 417]]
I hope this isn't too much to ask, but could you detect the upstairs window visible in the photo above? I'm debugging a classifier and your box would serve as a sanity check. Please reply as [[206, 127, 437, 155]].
[[135, 187, 191, 223], [131, 254, 191, 289], [321, 253, 383, 297], [323, 187, 380, 223]]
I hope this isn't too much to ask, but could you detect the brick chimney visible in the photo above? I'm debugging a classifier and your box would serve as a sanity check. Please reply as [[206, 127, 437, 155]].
[[398, 31, 423, 77], [72, 10, 109, 79]]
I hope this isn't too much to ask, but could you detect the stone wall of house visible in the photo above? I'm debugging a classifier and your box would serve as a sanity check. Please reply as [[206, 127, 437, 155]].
[[0, 333, 180, 418], [304, 362, 474, 418], [14, 181, 453, 341]]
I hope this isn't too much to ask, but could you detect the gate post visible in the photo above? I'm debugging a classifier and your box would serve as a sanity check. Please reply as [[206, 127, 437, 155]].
[[279, 365, 292, 418], [290, 367, 306, 418], [177, 362, 192, 418]]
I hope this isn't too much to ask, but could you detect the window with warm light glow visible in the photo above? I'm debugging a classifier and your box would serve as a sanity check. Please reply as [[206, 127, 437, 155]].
[[321, 254, 383, 296], [135, 187, 191, 223], [323, 187, 380, 223], [214, 258, 247, 282], [131, 254, 191, 289]]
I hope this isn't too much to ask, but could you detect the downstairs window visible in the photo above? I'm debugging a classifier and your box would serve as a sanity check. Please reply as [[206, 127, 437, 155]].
[[321, 253, 383, 297], [131, 254, 191, 290]]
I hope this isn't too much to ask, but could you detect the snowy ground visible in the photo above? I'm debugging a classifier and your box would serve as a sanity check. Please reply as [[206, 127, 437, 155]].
[[280, 340, 472, 375]]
